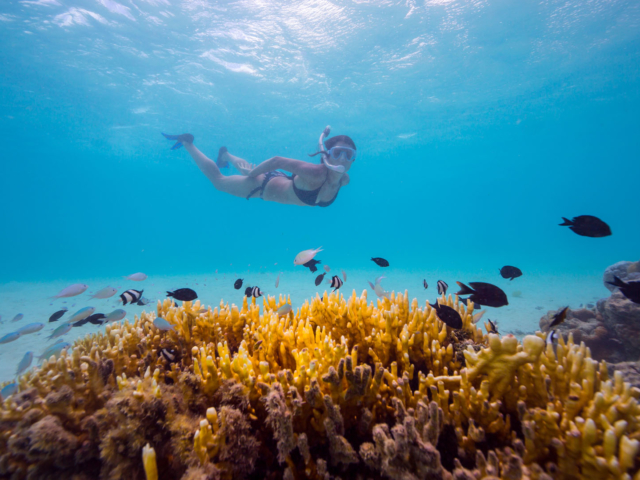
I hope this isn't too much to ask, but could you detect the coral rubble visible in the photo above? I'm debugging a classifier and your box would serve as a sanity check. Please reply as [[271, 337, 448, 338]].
[[0, 290, 638, 479]]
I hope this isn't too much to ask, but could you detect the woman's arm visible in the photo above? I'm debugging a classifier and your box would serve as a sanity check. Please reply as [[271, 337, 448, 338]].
[[248, 156, 322, 178]]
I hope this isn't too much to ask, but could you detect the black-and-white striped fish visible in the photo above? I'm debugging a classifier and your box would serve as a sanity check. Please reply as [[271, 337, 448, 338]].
[[423, 280, 428, 290], [160, 347, 179, 364], [328, 275, 343, 291], [546, 329, 560, 358], [487, 319, 499, 334], [120, 289, 143, 305], [246, 286, 262, 298], [437, 280, 448, 296]]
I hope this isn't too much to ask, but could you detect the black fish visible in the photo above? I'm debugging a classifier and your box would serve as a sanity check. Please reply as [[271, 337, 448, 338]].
[[167, 288, 198, 302], [48, 308, 68, 323], [328, 275, 343, 291], [549, 306, 569, 328], [458, 297, 476, 308], [303, 259, 321, 273], [430, 301, 462, 329], [499, 266, 522, 281], [455, 282, 508, 308], [250, 286, 263, 298], [607, 276, 640, 304], [559, 216, 611, 238], [423, 280, 428, 290], [437, 280, 448, 296], [86, 313, 107, 326], [315, 273, 326, 286], [234, 279, 243, 290], [121, 289, 143, 305], [72, 317, 91, 327], [371, 257, 389, 267], [244, 286, 253, 297], [487, 319, 499, 334]]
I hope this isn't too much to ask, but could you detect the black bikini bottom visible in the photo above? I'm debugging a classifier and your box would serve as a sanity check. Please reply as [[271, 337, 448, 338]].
[[246, 171, 290, 200]]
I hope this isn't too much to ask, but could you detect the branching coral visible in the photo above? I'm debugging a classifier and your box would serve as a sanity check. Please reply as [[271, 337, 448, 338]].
[[0, 291, 638, 480]]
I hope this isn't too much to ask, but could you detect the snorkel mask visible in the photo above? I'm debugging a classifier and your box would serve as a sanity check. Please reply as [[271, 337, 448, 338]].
[[309, 126, 355, 174]]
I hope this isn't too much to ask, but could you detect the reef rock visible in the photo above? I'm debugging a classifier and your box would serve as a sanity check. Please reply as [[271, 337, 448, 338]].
[[597, 290, 640, 361], [603, 261, 639, 292], [610, 361, 640, 390]]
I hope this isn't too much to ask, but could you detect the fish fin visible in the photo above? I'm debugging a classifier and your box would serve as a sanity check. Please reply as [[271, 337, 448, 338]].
[[510, 277, 514, 281], [559, 217, 573, 226], [368, 281, 375, 289], [607, 275, 626, 288], [455, 281, 474, 296], [375, 275, 386, 284]]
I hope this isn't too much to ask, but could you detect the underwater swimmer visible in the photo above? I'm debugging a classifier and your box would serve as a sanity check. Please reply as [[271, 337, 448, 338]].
[[162, 126, 355, 207]]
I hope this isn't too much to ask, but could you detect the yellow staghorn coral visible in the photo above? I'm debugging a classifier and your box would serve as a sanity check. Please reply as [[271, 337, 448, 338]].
[[0, 290, 638, 480]]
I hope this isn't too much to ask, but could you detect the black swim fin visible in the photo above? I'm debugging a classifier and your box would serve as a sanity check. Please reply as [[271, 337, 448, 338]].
[[217, 146, 229, 168], [162, 133, 194, 150]]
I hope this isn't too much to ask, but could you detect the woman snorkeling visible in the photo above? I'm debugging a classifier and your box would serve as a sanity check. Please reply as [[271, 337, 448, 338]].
[[162, 126, 355, 207]]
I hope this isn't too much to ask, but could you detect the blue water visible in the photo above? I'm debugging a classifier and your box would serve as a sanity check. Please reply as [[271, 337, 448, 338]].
[[0, 0, 639, 283]]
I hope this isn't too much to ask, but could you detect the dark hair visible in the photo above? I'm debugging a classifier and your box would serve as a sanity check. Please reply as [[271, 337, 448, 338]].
[[325, 135, 356, 150]]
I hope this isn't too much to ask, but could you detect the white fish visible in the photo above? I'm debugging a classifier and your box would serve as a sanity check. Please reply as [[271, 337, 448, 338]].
[[368, 276, 390, 299], [153, 317, 175, 331], [324, 265, 331, 273], [15, 323, 44, 335], [90, 286, 118, 299], [293, 247, 323, 266], [16, 351, 33, 376], [275, 273, 280, 288], [52, 284, 88, 299], [104, 309, 126, 323], [66, 307, 95, 324], [11, 313, 24, 322], [125, 273, 147, 281], [47, 323, 72, 340], [1, 382, 18, 400], [342, 269, 347, 282], [277, 304, 292, 316], [38, 341, 70, 362], [472, 311, 486, 324], [0, 332, 21, 344]]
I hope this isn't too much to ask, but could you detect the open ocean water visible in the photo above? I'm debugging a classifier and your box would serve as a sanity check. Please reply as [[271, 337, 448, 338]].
[[0, 0, 638, 384]]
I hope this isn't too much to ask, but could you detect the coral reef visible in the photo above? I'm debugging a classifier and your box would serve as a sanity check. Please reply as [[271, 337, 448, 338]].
[[0, 290, 638, 480]]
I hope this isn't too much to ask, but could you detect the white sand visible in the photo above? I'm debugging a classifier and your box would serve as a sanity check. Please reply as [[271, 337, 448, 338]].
[[0, 268, 608, 385]]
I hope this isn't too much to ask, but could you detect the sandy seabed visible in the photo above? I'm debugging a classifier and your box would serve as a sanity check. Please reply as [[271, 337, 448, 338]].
[[0, 267, 607, 384]]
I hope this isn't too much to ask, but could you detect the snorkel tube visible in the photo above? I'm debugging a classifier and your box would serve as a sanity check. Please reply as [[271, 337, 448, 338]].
[[316, 125, 346, 174]]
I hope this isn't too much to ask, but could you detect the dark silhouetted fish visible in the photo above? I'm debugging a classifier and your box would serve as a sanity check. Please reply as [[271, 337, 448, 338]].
[[303, 259, 321, 273], [48, 308, 68, 323], [607, 276, 640, 304], [245, 286, 253, 297], [499, 266, 522, 281], [423, 280, 428, 290], [559, 216, 611, 238], [86, 313, 107, 326], [371, 257, 389, 267], [315, 273, 326, 286], [234, 279, 243, 290], [167, 288, 198, 302], [455, 282, 508, 308], [430, 301, 462, 329], [248, 286, 263, 298], [549, 306, 569, 328], [437, 280, 448, 296]]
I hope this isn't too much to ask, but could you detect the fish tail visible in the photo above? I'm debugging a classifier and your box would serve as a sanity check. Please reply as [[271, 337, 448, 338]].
[[456, 281, 474, 296], [607, 275, 626, 288], [559, 217, 573, 226]]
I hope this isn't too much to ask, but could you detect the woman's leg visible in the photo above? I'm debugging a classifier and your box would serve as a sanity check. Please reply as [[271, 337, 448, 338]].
[[184, 143, 263, 199]]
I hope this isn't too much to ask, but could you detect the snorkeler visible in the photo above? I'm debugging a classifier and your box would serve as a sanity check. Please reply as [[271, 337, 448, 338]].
[[161, 126, 355, 207]]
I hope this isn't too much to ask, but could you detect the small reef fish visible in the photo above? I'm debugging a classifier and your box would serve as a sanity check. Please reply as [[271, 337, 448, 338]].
[[136, 297, 151, 306], [47, 323, 72, 340], [371, 257, 389, 267], [15, 323, 44, 335], [430, 301, 462, 329], [160, 348, 180, 364], [368, 276, 389, 299], [11, 314, 24, 322], [234, 279, 243, 290], [15, 351, 33, 376], [559, 215, 611, 238], [546, 329, 560, 357], [548, 306, 569, 328], [303, 259, 321, 273], [0, 383, 18, 400], [328, 275, 343, 292], [71, 317, 91, 327], [245, 286, 263, 298], [125, 272, 148, 281], [90, 286, 118, 299], [86, 313, 106, 325], [103, 309, 126, 323], [52, 283, 88, 299], [121, 289, 143, 305], [315, 273, 326, 286], [167, 288, 197, 301], [38, 341, 70, 362], [607, 276, 640, 304], [499, 266, 523, 281], [437, 280, 448, 296], [324, 265, 331, 273], [275, 273, 280, 288], [423, 280, 428, 290], [472, 310, 486, 324], [277, 304, 292, 316], [342, 269, 347, 282], [66, 307, 96, 324], [486, 319, 499, 334], [294, 247, 323, 266], [48, 308, 68, 323], [0, 332, 21, 344], [153, 317, 175, 331], [455, 282, 508, 308]]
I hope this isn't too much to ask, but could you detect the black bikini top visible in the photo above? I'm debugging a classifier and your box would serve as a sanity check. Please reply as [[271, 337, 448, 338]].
[[292, 175, 339, 208]]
